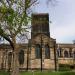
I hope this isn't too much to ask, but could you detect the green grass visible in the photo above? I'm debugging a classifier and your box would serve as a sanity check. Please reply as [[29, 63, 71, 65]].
[[20, 71, 75, 75], [0, 71, 9, 75], [0, 71, 75, 75]]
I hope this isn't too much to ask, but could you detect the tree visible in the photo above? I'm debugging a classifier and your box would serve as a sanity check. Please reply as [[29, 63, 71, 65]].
[[0, 0, 38, 75], [0, 0, 54, 75]]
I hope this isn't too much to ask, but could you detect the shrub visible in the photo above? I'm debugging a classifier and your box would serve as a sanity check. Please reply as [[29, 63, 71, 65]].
[[59, 64, 72, 71]]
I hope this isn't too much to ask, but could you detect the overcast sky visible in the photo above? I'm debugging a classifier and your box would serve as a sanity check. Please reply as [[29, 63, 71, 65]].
[[33, 0, 75, 43], [1, 0, 75, 44]]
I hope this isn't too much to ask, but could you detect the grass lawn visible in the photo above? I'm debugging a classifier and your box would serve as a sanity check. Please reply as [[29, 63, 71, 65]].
[[0, 71, 9, 75], [20, 71, 75, 75], [0, 71, 75, 75]]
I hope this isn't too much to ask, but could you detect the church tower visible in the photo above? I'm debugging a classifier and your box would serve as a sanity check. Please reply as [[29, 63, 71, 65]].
[[31, 13, 50, 38], [30, 13, 56, 71]]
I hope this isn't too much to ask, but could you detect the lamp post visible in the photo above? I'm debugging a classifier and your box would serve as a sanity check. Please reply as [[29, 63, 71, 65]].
[[42, 60, 44, 71], [54, 40, 57, 71], [27, 39, 31, 71], [27, 42, 29, 71], [40, 34, 43, 71]]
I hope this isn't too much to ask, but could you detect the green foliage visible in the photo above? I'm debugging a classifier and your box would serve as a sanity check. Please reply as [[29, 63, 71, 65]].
[[0, 26, 3, 33], [59, 64, 72, 71], [0, 6, 7, 13], [0, 0, 34, 52]]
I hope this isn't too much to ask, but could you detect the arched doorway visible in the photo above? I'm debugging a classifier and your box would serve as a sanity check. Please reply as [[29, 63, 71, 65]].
[[64, 50, 68, 58]]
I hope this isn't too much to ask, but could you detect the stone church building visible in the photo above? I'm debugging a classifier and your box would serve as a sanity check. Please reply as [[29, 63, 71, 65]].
[[0, 13, 75, 71]]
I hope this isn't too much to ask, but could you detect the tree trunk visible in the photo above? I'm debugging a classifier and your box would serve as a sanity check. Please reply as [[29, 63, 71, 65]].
[[11, 51, 19, 75], [11, 37, 20, 75]]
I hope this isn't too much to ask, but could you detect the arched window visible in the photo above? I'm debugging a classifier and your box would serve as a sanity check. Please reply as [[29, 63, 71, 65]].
[[35, 44, 41, 59], [57, 48, 61, 57], [64, 50, 68, 58], [57, 49, 60, 57], [18, 50, 24, 65], [45, 44, 50, 59], [73, 51, 75, 59]]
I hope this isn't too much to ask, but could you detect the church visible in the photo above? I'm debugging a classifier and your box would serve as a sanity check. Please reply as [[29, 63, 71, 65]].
[[0, 13, 75, 71]]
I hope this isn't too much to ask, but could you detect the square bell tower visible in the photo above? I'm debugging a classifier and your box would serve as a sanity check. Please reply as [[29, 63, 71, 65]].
[[31, 13, 50, 38]]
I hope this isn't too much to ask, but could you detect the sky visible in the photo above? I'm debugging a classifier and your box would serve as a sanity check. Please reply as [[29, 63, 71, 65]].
[[0, 0, 75, 44], [32, 0, 75, 43]]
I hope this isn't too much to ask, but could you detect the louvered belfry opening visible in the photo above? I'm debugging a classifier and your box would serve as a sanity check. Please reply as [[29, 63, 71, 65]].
[[31, 13, 50, 38]]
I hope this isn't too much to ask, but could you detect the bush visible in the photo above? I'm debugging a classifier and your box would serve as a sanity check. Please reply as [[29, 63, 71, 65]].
[[59, 64, 72, 71]]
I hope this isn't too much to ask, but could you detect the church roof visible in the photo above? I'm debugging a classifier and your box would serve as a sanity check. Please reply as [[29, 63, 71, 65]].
[[57, 43, 75, 48]]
